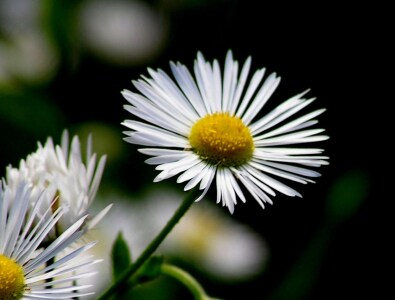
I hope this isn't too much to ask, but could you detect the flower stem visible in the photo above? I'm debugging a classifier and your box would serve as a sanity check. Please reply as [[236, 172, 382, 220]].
[[97, 190, 198, 300], [160, 264, 210, 300]]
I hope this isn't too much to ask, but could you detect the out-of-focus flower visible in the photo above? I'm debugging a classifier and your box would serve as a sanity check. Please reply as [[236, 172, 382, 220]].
[[78, 0, 167, 66], [122, 51, 329, 213], [156, 190, 269, 280], [85, 187, 269, 295], [0, 0, 59, 86], [5, 130, 111, 240], [0, 181, 99, 299], [0, 31, 59, 86], [0, 0, 40, 34]]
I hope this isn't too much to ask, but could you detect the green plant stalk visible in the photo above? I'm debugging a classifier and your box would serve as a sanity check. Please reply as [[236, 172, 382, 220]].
[[98, 190, 198, 300], [161, 264, 209, 300]]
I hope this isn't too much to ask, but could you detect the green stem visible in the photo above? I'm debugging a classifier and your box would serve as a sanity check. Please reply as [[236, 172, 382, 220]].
[[160, 264, 209, 300], [98, 190, 198, 300]]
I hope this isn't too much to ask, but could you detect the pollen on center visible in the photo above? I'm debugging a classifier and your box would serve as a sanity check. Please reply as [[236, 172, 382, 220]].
[[0, 254, 25, 300], [189, 112, 254, 167]]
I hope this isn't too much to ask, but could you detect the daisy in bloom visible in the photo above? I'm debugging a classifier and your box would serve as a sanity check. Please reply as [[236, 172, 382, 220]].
[[5, 130, 111, 239], [0, 181, 99, 299], [122, 51, 329, 213]]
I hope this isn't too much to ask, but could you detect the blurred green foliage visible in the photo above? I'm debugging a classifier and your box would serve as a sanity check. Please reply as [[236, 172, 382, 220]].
[[326, 169, 369, 223], [268, 169, 370, 300], [0, 91, 65, 135], [112, 232, 132, 280]]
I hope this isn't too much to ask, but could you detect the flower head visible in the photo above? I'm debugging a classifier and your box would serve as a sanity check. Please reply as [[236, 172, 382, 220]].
[[0, 181, 99, 299], [5, 130, 111, 239], [122, 51, 329, 213]]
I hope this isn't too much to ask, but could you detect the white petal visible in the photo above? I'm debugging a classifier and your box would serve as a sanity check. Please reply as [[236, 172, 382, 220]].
[[254, 150, 329, 167], [122, 119, 187, 143], [155, 154, 199, 171], [235, 171, 267, 209], [4, 183, 31, 254], [195, 167, 216, 202], [230, 56, 252, 114], [253, 159, 322, 177], [199, 165, 216, 190], [242, 73, 281, 125], [28, 272, 96, 288], [194, 52, 213, 114], [240, 166, 276, 197], [249, 91, 311, 134], [88, 155, 107, 202], [154, 155, 200, 181], [254, 129, 327, 146], [256, 108, 326, 139], [145, 153, 190, 165], [170, 61, 207, 117], [177, 161, 207, 183], [146, 68, 199, 121], [88, 204, 113, 230], [122, 90, 191, 135], [215, 168, 236, 212], [222, 50, 237, 112], [258, 147, 325, 155], [210, 59, 222, 112], [244, 165, 302, 198], [228, 168, 247, 203], [124, 131, 188, 148], [183, 163, 211, 191], [249, 160, 315, 184], [133, 79, 194, 126], [16, 208, 64, 264], [222, 169, 237, 209], [236, 68, 266, 117], [139, 148, 189, 156], [27, 242, 97, 280], [24, 216, 87, 272]]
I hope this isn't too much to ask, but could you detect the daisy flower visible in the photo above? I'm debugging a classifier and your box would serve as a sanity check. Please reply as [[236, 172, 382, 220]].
[[122, 51, 329, 213], [0, 181, 99, 299], [5, 130, 111, 239]]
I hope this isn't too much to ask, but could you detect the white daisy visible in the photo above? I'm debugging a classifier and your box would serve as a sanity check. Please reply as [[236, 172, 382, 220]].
[[0, 181, 99, 299], [122, 51, 329, 213], [5, 130, 111, 239]]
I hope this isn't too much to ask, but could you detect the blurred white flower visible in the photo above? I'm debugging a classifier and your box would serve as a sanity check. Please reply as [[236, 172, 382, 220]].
[[0, 31, 59, 85], [79, 0, 167, 65], [0, 0, 40, 34], [160, 192, 269, 279], [0, 0, 59, 86], [5, 130, 110, 240], [86, 187, 269, 295]]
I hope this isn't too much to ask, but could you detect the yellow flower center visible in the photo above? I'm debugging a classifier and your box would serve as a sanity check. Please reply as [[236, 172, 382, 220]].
[[0, 255, 25, 300], [189, 112, 254, 167]]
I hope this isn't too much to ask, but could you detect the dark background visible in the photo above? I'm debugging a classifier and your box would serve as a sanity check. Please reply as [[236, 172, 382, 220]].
[[0, 0, 388, 299]]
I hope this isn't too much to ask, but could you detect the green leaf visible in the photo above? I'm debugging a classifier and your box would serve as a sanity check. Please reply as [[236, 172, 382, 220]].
[[133, 255, 164, 285], [268, 226, 331, 300], [326, 169, 369, 222], [0, 91, 65, 136], [111, 231, 132, 280], [41, 0, 81, 71]]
